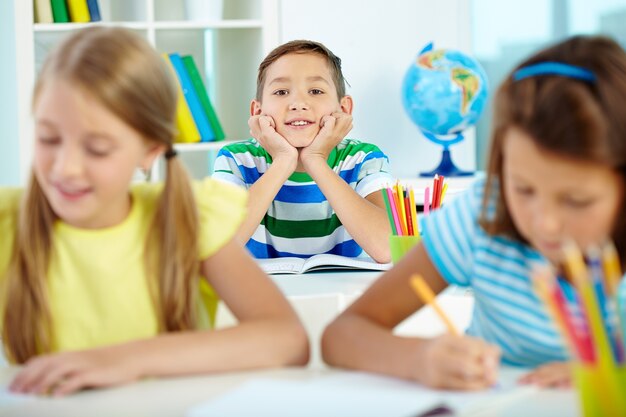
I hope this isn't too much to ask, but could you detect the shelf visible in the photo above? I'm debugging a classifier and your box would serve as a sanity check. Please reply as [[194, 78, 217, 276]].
[[153, 20, 263, 30], [34, 20, 264, 32], [173, 141, 236, 152], [34, 21, 150, 32]]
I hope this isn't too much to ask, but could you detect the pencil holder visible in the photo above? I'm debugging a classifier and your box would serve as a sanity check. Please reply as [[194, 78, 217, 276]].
[[389, 235, 421, 264], [574, 363, 626, 417]]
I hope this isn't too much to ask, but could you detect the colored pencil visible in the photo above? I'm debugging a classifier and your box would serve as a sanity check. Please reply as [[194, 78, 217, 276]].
[[381, 188, 398, 235], [410, 274, 460, 336], [386, 187, 403, 236], [409, 187, 419, 235]]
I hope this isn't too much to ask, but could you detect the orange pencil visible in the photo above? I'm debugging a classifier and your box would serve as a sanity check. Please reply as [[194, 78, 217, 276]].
[[395, 183, 408, 235], [410, 274, 460, 335]]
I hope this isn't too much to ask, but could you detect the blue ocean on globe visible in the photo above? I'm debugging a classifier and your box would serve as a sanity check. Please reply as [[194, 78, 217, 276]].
[[402, 44, 488, 138]]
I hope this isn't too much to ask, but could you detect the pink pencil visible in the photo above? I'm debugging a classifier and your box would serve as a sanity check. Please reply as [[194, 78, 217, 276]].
[[386, 187, 403, 235], [424, 186, 431, 216]]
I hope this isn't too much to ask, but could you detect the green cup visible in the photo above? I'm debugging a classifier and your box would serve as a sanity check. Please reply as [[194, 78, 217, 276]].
[[574, 363, 626, 417], [389, 234, 421, 264]]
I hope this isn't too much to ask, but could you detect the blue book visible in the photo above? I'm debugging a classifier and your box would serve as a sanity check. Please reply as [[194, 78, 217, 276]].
[[86, 0, 101, 22], [168, 53, 215, 142]]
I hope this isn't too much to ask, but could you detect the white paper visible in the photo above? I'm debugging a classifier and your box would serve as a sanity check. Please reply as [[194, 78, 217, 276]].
[[187, 371, 534, 417]]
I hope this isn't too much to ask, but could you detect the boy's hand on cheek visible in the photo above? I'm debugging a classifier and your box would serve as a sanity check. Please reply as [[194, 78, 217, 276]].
[[300, 112, 353, 164], [249, 115, 297, 166], [414, 334, 500, 390]]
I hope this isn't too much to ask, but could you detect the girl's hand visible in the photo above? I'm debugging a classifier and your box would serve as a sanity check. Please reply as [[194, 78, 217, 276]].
[[248, 114, 298, 167], [300, 112, 353, 165], [518, 362, 572, 388], [415, 334, 500, 390], [9, 345, 140, 397]]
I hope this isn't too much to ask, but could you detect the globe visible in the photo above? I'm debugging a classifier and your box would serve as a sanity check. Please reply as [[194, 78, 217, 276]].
[[402, 43, 488, 176]]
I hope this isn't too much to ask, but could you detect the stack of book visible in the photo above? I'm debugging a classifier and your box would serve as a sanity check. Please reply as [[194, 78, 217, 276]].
[[34, 0, 101, 23], [163, 53, 226, 143]]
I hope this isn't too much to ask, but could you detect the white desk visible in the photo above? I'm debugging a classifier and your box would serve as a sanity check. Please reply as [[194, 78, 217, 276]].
[[0, 271, 578, 417], [0, 366, 579, 417], [217, 271, 474, 367]]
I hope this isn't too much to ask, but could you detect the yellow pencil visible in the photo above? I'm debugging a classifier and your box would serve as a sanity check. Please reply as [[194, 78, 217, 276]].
[[440, 183, 449, 205], [601, 241, 622, 297], [409, 274, 460, 336], [409, 187, 419, 235]]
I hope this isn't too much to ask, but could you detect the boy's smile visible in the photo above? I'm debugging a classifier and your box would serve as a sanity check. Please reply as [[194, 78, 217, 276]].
[[251, 52, 351, 148]]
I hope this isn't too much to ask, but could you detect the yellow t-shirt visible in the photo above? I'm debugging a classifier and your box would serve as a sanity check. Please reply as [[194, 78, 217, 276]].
[[0, 178, 246, 353]]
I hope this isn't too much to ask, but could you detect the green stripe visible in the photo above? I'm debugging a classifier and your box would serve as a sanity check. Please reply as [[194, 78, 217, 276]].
[[261, 214, 342, 238], [214, 169, 233, 174], [329, 139, 381, 168], [223, 140, 272, 160], [288, 172, 313, 182]]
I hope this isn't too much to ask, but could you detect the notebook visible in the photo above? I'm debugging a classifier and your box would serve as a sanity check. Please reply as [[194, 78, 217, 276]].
[[257, 254, 391, 274], [186, 370, 537, 417]]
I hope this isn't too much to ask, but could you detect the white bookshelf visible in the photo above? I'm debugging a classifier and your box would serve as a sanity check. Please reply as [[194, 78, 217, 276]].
[[14, 0, 280, 182]]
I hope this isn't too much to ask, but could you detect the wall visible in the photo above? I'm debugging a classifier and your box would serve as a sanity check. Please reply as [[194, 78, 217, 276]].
[[0, 1, 20, 186], [279, 0, 475, 178]]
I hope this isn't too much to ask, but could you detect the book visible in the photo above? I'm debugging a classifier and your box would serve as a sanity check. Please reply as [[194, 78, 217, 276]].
[[257, 254, 391, 274], [182, 55, 226, 141], [50, 0, 70, 23], [34, 0, 53, 23], [86, 0, 102, 22], [67, 0, 91, 22], [162, 53, 201, 143], [168, 53, 216, 142]]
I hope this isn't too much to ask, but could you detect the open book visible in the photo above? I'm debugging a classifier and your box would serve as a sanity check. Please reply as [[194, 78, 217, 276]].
[[257, 254, 392, 274]]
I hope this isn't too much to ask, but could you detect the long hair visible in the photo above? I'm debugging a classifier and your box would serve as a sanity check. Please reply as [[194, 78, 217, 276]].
[[3, 27, 199, 363], [480, 35, 626, 263]]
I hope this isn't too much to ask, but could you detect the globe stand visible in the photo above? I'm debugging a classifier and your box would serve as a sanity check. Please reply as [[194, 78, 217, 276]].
[[419, 131, 474, 177]]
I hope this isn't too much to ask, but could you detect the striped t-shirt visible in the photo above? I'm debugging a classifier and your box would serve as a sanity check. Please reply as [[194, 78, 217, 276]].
[[422, 178, 626, 367], [213, 138, 394, 259]]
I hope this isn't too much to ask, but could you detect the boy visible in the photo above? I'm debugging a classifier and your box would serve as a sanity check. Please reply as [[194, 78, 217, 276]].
[[213, 40, 394, 263]]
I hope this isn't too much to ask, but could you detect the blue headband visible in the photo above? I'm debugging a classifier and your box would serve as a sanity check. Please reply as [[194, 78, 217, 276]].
[[513, 62, 596, 83]]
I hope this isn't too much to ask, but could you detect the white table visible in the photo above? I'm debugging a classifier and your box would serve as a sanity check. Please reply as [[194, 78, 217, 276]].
[[218, 271, 474, 367], [0, 271, 579, 417], [0, 365, 579, 417]]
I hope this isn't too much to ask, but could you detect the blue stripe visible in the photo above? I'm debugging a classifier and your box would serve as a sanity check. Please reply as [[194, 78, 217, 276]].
[[238, 164, 263, 184], [275, 184, 326, 203], [337, 166, 359, 184], [473, 279, 551, 327], [246, 239, 363, 259]]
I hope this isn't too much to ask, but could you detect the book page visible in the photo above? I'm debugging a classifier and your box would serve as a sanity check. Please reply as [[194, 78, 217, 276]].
[[303, 254, 391, 273], [257, 257, 306, 274]]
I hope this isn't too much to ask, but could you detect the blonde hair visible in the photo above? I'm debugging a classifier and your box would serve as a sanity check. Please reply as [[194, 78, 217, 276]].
[[3, 27, 200, 363]]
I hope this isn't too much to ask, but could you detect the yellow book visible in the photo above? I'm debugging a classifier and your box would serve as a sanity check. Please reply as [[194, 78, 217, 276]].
[[66, 0, 91, 23], [161, 54, 201, 143]]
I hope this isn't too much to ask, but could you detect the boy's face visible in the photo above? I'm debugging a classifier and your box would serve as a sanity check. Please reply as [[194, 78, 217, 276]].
[[251, 52, 352, 148], [502, 127, 624, 265]]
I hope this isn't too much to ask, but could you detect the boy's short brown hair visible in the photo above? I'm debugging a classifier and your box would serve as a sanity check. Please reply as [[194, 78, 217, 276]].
[[255, 40, 347, 101]]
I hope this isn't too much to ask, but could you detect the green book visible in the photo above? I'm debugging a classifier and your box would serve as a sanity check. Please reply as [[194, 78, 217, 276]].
[[182, 55, 226, 141], [51, 0, 70, 23]]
